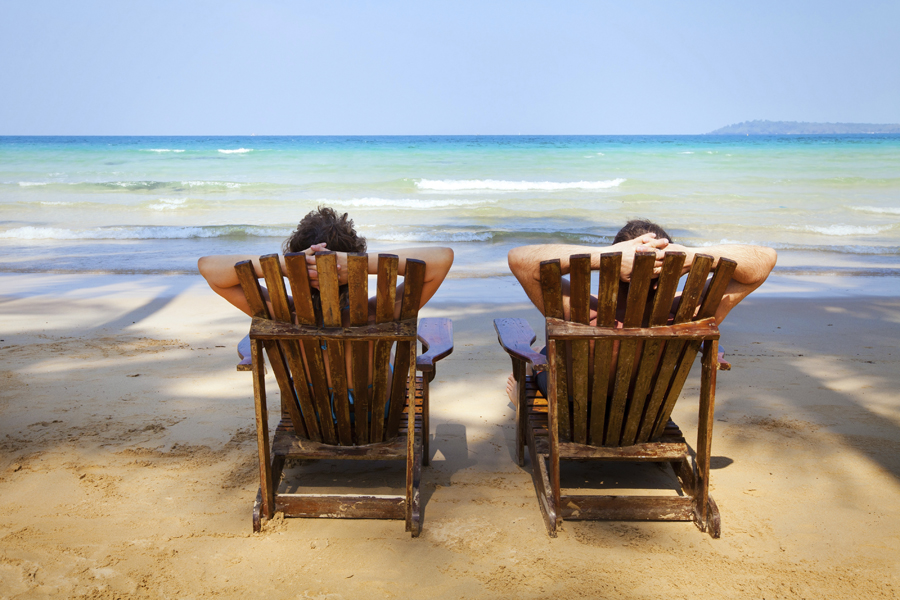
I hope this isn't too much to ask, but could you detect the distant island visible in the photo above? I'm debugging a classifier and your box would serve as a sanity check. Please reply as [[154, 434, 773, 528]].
[[707, 120, 900, 135]]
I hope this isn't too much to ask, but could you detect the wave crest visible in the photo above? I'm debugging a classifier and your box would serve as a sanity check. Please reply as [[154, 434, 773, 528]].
[[415, 178, 625, 191]]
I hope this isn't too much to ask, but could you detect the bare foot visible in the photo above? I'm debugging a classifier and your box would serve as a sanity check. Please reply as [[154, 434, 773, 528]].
[[506, 373, 517, 404]]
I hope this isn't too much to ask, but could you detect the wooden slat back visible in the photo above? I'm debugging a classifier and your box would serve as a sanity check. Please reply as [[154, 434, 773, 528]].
[[371, 254, 398, 442], [540, 259, 570, 441], [542, 251, 735, 447], [284, 252, 336, 443], [568, 254, 591, 444], [386, 259, 426, 437], [241, 252, 422, 447]]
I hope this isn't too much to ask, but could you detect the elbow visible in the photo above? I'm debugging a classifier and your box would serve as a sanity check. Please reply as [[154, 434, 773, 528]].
[[762, 247, 778, 273], [197, 256, 210, 276]]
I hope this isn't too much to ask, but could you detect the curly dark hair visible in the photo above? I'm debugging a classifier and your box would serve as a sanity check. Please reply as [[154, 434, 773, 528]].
[[613, 219, 674, 244], [282, 207, 366, 324], [283, 206, 367, 254]]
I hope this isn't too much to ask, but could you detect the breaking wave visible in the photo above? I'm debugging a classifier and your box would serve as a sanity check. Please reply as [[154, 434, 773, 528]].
[[415, 178, 625, 191]]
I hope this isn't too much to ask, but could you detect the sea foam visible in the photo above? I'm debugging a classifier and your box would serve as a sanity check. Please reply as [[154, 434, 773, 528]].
[[416, 178, 625, 191], [218, 148, 253, 154], [335, 197, 496, 209], [0, 225, 291, 240]]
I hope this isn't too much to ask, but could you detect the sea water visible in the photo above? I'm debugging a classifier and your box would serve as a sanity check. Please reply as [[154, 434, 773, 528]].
[[1, 135, 899, 283]]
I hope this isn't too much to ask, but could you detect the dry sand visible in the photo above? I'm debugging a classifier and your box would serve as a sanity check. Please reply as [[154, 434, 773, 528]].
[[1, 273, 899, 599]]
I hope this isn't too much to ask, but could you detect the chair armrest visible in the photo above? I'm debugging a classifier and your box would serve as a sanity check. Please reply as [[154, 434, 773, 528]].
[[494, 318, 547, 372], [417, 318, 453, 373], [237, 334, 252, 371]]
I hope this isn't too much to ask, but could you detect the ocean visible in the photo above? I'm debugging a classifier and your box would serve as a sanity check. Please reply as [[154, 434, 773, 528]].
[[2, 135, 899, 283]]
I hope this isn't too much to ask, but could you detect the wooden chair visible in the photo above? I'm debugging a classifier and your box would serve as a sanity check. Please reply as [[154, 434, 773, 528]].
[[236, 252, 453, 536], [495, 250, 736, 538]]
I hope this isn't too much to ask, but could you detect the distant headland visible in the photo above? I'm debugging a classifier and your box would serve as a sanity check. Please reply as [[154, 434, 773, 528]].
[[707, 120, 900, 135]]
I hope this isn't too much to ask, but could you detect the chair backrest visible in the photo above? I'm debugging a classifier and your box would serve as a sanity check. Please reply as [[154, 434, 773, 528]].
[[235, 252, 426, 446], [541, 250, 736, 447]]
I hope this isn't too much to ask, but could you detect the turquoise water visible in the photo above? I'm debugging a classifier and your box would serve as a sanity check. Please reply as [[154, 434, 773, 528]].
[[1, 135, 899, 277]]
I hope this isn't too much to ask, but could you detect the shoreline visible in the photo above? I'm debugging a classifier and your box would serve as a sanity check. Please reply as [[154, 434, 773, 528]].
[[1, 272, 899, 598]]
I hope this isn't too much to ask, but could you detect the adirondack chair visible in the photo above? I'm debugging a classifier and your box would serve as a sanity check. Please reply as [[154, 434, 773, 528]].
[[236, 251, 453, 536], [495, 250, 736, 538]]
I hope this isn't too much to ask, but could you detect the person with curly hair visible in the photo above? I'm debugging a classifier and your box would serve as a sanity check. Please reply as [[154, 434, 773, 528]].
[[198, 206, 453, 322]]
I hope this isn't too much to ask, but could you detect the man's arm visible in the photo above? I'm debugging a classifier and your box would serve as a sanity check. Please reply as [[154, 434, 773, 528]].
[[665, 243, 777, 324], [507, 235, 669, 319]]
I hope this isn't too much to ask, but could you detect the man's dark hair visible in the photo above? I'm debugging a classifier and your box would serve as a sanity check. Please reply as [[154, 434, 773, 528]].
[[613, 219, 674, 245], [282, 206, 366, 323], [283, 206, 367, 254]]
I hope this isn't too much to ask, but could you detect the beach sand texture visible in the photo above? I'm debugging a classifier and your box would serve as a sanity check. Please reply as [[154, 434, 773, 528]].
[[1, 274, 898, 599]]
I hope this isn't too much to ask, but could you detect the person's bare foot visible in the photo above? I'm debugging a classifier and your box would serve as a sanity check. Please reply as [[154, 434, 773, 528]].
[[506, 373, 517, 404]]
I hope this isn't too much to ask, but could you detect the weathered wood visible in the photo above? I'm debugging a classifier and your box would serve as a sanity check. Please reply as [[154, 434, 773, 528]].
[[590, 252, 620, 445], [277, 495, 406, 519], [348, 253, 370, 444], [250, 317, 417, 341], [283, 253, 336, 444], [560, 496, 695, 521], [371, 254, 398, 443], [388, 259, 425, 437], [238, 251, 449, 537], [541, 260, 570, 440], [316, 252, 353, 446], [506, 249, 733, 538], [235, 260, 302, 434], [620, 252, 687, 446], [558, 441, 689, 461], [494, 318, 548, 371], [546, 317, 720, 340], [417, 318, 454, 373], [569, 254, 591, 445], [605, 252, 655, 445], [252, 339, 274, 522], [260, 254, 317, 441], [696, 258, 738, 320]]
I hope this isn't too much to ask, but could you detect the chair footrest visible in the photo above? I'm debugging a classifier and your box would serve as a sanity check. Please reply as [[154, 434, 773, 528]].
[[560, 495, 695, 521], [277, 494, 406, 519]]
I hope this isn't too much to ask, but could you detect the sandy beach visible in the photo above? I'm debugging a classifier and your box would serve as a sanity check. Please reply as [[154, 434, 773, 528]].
[[1, 272, 899, 599]]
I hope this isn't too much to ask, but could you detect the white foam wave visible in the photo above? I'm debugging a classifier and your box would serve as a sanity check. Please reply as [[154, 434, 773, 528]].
[[373, 231, 493, 243], [789, 224, 892, 236], [218, 148, 253, 154], [181, 181, 243, 188], [144, 149, 185, 153], [850, 206, 900, 215], [39, 201, 75, 206], [148, 198, 188, 211], [18, 182, 49, 187], [334, 197, 496, 209], [416, 178, 625, 192], [679, 151, 694, 155]]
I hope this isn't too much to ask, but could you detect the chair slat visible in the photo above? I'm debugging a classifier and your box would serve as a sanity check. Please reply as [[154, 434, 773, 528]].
[[635, 254, 714, 443], [605, 252, 655, 445], [540, 259, 570, 441], [260, 255, 319, 441], [620, 252, 685, 446], [589, 253, 620, 444], [347, 253, 370, 444], [696, 258, 737, 320], [569, 254, 591, 445], [387, 259, 425, 438], [317, 252, 353, 446], [371, 255, 398, 442], [284, 253, 337, 444], [236, 260, 307, 439]]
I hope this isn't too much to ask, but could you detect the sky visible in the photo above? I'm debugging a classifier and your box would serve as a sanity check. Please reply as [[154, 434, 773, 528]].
[[1, 1, 898, 135]]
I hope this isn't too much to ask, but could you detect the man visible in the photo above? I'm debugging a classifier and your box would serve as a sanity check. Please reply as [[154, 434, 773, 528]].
[[508, 219, 777, 327], [505, 219, 777, 399]]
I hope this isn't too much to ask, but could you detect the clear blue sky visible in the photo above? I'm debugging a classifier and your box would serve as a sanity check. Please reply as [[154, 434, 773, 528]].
[[2, 1, 898, 135]]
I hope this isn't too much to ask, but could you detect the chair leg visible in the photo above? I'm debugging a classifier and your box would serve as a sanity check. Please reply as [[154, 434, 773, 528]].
[[514, 361, 526, 467], [252, 487, 263, 533], [531, 450, 558, 537], [408, 433, 423, 537]]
